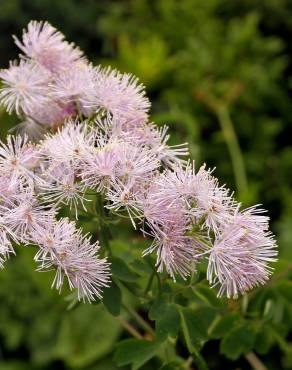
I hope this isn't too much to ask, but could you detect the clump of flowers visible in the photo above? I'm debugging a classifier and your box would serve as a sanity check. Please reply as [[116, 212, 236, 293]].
[[0, 21, 277, 301]]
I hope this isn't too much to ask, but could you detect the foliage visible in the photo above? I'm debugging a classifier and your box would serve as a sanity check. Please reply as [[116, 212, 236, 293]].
[[0, 0, 292, 369]]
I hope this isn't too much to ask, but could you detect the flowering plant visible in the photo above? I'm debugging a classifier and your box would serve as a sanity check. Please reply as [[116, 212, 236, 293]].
[[0, 21, 278, 369]]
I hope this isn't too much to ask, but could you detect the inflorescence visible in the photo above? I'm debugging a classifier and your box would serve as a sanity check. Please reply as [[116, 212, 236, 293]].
[[0, 21, 277, 301]]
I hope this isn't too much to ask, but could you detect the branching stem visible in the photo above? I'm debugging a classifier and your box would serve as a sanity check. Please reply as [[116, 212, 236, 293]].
[[117, 316, 143, 339], [244, 352, 268, 370], [122, 302, 155, 337], [215, 104, 248, 197]]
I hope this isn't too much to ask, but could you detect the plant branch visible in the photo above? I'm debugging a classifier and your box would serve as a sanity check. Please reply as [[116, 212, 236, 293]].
[[215, 104, 248, 197], [244, 352, 268, 370], [193, 89, 248, 197], [117, 316, 143, 340], [146, 258, 162, 292], [122, 302, 155, 337], [144, 270, 155, 295], [95, 194, 112, 255]]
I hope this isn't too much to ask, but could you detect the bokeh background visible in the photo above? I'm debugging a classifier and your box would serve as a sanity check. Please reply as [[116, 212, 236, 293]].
[[0, 1, 292, 369]]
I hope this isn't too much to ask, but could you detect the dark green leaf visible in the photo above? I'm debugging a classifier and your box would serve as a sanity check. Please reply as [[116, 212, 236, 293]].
[[277, 281, 292, 303], [149, 296, 179, 341], [181, 307, 216, 348], [192, 284, 223, 308], [114, 339, 158, 370], [263, 299, 276, 320], [254, 324, 275, 355], [54, 304, 121, 367], [149, 294, 169, 321], [103, 282, 121, 316], [130, 259, 152, 274], [109, 257, 140, 282], [159, 364, 180, 370], [156, 304, 180, 341], [220, 321, 256, 360], [208, 313, 241, 339], [173, 293, 188, 306]]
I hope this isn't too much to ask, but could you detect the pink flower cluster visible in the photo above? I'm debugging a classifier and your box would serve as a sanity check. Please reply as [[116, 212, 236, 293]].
[[0, 21, 277, 301], [0, 133, 110, 301]]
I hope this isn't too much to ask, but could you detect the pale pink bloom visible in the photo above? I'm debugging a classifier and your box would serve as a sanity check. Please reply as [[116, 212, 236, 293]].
[[149, 162, 196, 206], [1, 194, 56, 243], [207, 206, 277, 298], [0, 135, 41, 184], [0, 174, 27, 204], [10, 117, 47, 141], [139, 162, 200, 216], [0, 21, 278, 301], [193, 165, 238, 233], [84, 66, 150, 123], [10, 103, 75, 139], [34, 218, 110, 301], [40, 165, 89, 218], [146, 125, 189, 167], [0, 60, 50, 115], [140, 175, 186, 229], [142, 219, 199, 280], [102, 143, 159, 227], [0, 230, 15, 268], [107, 123, 188, 167], [32, 217, 76, 262], [80, 147, 119, 192], [140, 172, 200, 280], [50, 61, 95, 116], [42, 121, 95, 164], [14, 21, 84, 73], [93, 115, 114, 134], [81, 139, 159, 198], [114, 144, 160, 181], [150, 162, 238, 234], [29, 101, 76, 128], [95, 113, 145, 140], [105, 179, 144, 228]]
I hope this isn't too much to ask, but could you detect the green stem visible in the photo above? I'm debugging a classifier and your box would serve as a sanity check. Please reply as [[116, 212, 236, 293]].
[[183, 356, 193, 370], [146, 258, 162, 292], [95, 194, 112, 254], [244, 352, 268, 370], [178, 307, 209, 370], [122, 302, 155, 337], [216, 104, 248, 198], [117, 316, 143, 340], [144, 270, 155, 295]]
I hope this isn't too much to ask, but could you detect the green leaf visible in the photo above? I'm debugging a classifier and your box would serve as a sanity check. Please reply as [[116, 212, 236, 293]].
[[103, 281, 121, 317], [149, 294, 169, 321], [173, 293, 189, 307], [156, 304, 180, 341], [178, 307, 209, 370], [192, 284, 223, 308], [0, 361, 33, 370], [159, 364, 180, 370], [109, 257, 140, 282], [254, 324, 275, 355], [220, 321, 256, 360], [149, 296, 179, 341], [54, 304, 121, 367], [114, 339, 159, 370], [181, 307, 216, 349], [277, 281, 292, 303], [130, 259, 152, 274], [208, 313, 241, 339]]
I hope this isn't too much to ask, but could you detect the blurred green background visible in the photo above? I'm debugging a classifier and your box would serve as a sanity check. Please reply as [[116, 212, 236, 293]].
[[0, 0, 292, 369]]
